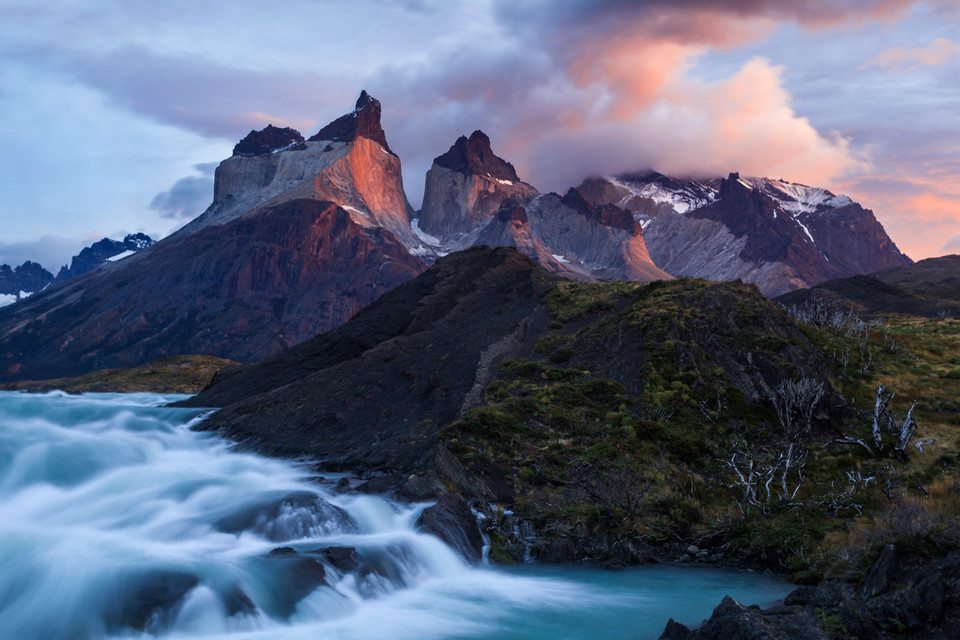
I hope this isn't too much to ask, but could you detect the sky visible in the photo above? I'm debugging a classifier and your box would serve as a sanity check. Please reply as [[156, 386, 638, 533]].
[[0, 0, 958, 270]]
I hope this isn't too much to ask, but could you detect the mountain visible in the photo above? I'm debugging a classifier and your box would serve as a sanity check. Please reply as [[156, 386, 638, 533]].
[[577, 171, 912, 296], [54, 233, 154, 282], [775, 254, 960, 317], [417, 131, 671, 282], [0, 234, 154, 308], [0, 261, 53, 306], [0, 92, 427, 382]]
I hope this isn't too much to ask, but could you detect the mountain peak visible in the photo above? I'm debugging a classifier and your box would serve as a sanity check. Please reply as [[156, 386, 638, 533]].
[[433, 130, 519, 182], [308, 90, 392, 153], [233, 125, 305, 157]]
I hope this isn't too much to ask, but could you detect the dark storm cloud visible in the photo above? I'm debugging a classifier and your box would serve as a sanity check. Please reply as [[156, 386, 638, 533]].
[[150, 163, 217, 220]]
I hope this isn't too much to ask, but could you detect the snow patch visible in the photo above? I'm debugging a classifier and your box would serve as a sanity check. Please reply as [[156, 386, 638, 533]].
[[744, 177, 852, 215], [608, 176, 717, 215], [410, 218, 441, 246], [551, 253, 570, 264], [795, 217, 815, 244], [495, 178, 513, 186], [107, 250, 135, 262], [341, 205, 369, 217]]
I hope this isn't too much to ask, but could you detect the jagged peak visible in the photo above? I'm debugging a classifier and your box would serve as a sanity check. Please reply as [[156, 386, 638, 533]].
[[433, 130, 520, 182], [308, 90, 392, 153], [233, 125, 306, 157]]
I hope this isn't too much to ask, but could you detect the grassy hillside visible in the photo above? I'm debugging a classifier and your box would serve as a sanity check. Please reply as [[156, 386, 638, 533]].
[[437, 277, 960, 581], [0, 355, 237, 394]]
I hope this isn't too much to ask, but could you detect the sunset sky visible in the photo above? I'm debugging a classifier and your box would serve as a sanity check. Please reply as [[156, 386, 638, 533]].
[[1, 0, 958, 269]]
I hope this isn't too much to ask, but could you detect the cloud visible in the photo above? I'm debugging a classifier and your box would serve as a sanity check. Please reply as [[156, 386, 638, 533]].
[[150, 162, 217, 219], [944, 234, 960, 252], [863, 37, 960, 72]]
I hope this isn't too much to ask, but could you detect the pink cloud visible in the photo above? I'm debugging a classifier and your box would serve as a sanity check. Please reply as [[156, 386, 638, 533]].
[[863, 38, 960, 72]]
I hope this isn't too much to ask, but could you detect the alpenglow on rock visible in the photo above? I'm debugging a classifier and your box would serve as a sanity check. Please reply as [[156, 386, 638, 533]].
[[0, 92, 427, 382], [577, 171, 912, 296]]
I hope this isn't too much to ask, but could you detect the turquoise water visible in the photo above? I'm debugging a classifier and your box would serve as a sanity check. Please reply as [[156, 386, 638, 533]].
[[0, 391, 790, 639]]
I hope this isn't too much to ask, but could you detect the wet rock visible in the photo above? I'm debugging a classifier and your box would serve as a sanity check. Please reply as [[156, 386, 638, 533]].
[[416, 493, 484, 564], [118, 571, 199, 631], [269, 546, 297, 556], [542, 538, 577, 564], [320, 546, 360, 573], [659, 595, 829, 640], [222, 586, 257, 617]]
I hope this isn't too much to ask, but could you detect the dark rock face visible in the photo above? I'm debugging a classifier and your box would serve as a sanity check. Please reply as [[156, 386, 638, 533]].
[[659, 595, 829, 640], [433, 130, 519, 182], [308, 90, 392, 153], [54, 233, 155, 282], [181, 247, 558, 473], [0, 261, 52, 297], [0, 200, 424, 382], [233, 124, 306, 157], [416, 493, 485, 564], [317, 547, 360, 573], [668, 548, 960, 640], [561, 188, 638, 232]]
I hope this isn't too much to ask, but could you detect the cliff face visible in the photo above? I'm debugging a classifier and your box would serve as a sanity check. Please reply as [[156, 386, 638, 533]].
[[417, 131, 539, 246]]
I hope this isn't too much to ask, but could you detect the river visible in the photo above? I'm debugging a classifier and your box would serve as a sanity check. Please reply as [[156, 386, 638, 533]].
[[0, 391, 790, 639]]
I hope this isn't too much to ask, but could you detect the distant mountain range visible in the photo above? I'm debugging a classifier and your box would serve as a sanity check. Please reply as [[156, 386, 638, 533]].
[[0, 92, 910, 381], [0, 233, 153, 307]]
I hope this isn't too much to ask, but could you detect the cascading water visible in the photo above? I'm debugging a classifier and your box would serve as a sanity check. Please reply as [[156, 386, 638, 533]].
[[0, 391, 791, 639]]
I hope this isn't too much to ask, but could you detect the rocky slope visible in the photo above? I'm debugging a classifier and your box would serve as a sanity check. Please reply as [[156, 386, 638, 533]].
[[0, 92, 427, 382], [578, 171, 912, 296]]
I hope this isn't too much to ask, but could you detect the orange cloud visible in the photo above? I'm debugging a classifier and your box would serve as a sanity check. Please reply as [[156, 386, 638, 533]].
[[839, 173, 960, 260], [863, 38, 960, 72]]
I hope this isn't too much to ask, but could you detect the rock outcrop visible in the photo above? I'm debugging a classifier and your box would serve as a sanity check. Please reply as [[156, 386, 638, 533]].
[[417, 130, 539, 246], [579, 171, 912, 296], [663, 546, 960, 640]]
